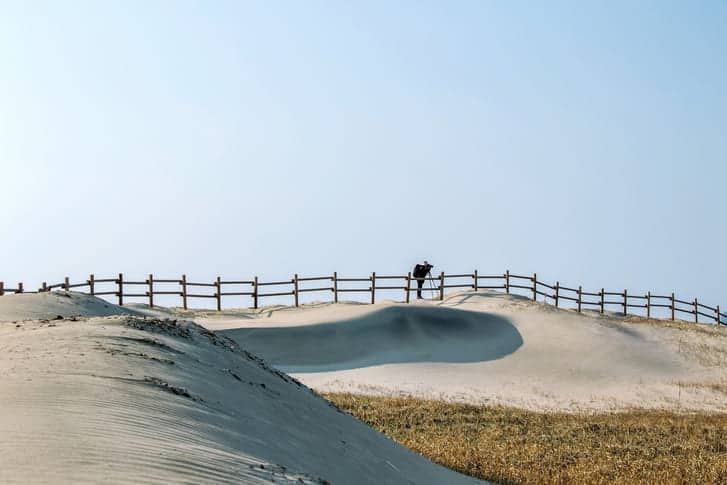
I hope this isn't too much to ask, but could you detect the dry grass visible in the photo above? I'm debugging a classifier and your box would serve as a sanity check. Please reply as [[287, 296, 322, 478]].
[[621, 314, 727, 337], [325, 393, 727, 484]]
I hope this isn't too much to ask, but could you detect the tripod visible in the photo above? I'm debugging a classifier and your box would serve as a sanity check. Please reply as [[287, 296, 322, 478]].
[[426, 270, 437, 299]]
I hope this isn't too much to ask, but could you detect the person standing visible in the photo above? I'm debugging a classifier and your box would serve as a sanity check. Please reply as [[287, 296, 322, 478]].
[[412, 260, 434, 299]]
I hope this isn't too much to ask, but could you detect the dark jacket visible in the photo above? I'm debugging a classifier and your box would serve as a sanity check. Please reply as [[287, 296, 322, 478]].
[[413, 264, 433, 278]]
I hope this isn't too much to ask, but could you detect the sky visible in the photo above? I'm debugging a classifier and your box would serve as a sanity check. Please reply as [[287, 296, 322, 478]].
[[1, 1, 725, 311]]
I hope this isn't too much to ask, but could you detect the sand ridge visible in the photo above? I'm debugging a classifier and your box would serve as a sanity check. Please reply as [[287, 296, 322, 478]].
[[195, 291, 727, 413], [0, 293, 484, 484], [0, 290, 143, 321]]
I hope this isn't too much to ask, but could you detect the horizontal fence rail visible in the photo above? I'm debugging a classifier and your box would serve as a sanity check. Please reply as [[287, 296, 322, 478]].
[[0, 271, 724, 326]]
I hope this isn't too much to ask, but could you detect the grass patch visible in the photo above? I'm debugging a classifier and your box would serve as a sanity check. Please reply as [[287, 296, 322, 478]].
[[325, 393, 727, 484]]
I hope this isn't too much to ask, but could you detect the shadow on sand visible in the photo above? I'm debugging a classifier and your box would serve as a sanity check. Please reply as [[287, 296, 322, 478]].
[[221, 305, 523, 373]]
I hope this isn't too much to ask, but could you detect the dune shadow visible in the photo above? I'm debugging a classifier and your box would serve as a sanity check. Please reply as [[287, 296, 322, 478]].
[[221, 305, 523, 373]]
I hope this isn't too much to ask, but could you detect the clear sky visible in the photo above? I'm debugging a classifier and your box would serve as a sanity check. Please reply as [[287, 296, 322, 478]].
[[1, 1, 725, 310]]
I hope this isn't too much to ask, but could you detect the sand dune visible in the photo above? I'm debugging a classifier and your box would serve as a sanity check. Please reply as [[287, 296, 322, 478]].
[[0, 293, 483, 484], [223, 306, 523, 372], [206, 291, 727, 413], [0, 291, 142, 321], [4, 289, 723, 482]]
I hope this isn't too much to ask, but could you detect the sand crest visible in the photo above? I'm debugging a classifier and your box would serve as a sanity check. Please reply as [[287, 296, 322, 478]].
[[202, 291, 727, 413], [0, 293, 483, 484]]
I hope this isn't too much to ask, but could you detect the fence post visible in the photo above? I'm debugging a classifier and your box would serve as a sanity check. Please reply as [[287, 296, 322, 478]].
[[577, 286, 582, 313], [532, 273, 537, 301], [215, 276, 222, 311], [148, 274, 154, 307], [694, 298, 698, 323], [333, 272, 338, 303], [473, 270, 478, 291], [253, 276, 258, 309], [0, 281, 3, 296], [370, 272, 376, 304], [717, 305, 721, 325], [554, 282, 559, 308], [405, 272, 411, 303], [294, 274, 299, 307], [646, 291, 651, 319], [439, 272, 445, 301], [181, 274, 187, 310], [17, 282, 24, 294], [600, 288, 604, 314], [89, 274, 95, 296], [118, 273, 123, 306], [671, 292, 675, 320], [505, 270, 510, 294], [64, 276, 70, 292], [623, 289, 628, 316], [41, 282, 47, 292]]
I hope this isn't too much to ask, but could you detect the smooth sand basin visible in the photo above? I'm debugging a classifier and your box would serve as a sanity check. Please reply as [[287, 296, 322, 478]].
[[197, 291, 727, 413], [0, 292, 484, 485], [222, 305, 523, 372]]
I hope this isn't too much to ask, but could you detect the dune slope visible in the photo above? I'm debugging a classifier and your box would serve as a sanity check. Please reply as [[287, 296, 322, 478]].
[[0, 291, 142, 321], [209, 291, 727, 413], [0, 293, 483, 484]]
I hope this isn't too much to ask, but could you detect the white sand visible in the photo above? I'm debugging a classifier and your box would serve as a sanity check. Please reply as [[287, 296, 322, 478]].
[[0, 292, 483, 484], [196, 291, 727, 413], [0, 290, 143, 321]]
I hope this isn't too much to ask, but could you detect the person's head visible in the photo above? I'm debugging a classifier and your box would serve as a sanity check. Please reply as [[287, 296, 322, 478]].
[[423, 260, 428, 265]]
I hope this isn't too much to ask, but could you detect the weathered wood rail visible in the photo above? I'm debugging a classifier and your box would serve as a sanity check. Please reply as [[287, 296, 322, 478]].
[[0, 271, 724, 325]]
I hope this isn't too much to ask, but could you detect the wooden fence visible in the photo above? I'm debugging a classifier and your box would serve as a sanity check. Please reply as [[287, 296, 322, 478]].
[[0, 271, 724, 325]]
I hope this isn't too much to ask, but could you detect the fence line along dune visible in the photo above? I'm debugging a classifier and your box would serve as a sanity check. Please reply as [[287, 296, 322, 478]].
[[2, 269, 724, 325]]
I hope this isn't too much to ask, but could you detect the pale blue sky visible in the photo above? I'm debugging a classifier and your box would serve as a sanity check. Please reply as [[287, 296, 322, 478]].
[[1, 1, 725, 310]]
